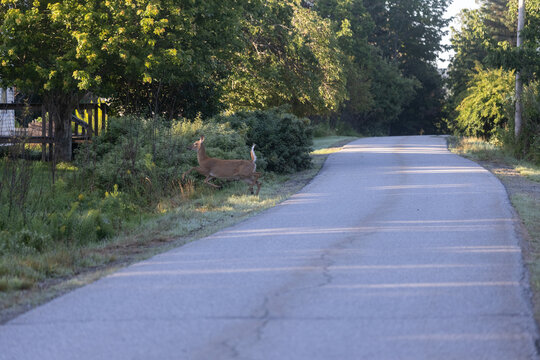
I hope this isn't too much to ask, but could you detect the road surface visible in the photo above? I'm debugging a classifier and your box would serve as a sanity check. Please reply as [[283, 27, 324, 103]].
[[1, 136, 538, 359]]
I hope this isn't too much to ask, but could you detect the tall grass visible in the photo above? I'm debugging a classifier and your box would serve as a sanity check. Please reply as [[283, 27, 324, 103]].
[[448, 136, 540, 180]]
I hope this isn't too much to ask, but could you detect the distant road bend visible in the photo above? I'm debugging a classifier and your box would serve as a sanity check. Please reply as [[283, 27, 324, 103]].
[[1, 136, 538, 360]]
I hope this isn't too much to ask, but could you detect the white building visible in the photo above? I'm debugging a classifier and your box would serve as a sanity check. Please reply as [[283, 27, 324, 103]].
[[0, 87, 15, 136]]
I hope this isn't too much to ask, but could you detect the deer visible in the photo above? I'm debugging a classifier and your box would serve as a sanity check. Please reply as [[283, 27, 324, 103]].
[[182, 135, 262, 195]]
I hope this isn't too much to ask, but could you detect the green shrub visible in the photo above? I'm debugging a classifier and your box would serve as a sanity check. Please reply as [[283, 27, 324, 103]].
[[212, 108, 313, 173], [74, 115, 250, 205], [76, 116, 188, 204], [0, 229, 51, 255], [516, 83, 540, 164], [172, 117, 248, 161], [491, 82, 540, 164], [74, 209, 114, 245], [455, 66, 514, 138]]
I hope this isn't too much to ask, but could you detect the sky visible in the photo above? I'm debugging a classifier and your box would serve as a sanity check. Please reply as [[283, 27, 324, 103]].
[[438, 0, 481, 68]]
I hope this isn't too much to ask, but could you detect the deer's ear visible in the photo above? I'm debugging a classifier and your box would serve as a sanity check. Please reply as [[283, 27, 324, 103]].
[[200, 135, 205, 142]]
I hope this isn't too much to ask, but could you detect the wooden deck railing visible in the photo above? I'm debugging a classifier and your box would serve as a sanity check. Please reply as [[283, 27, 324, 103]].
[[0, 103, 108, 160]]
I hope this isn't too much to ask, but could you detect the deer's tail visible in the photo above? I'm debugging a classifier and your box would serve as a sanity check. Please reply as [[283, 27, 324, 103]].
[[250, 144, 257, 170]]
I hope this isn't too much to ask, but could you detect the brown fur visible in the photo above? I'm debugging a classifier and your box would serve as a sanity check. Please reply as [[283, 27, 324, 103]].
[[182, 136, 262, 195]]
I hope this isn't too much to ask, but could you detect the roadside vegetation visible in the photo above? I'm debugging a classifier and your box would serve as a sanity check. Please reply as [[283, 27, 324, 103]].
[[445, 0, 540, 164], [0, 110, 356, 321]]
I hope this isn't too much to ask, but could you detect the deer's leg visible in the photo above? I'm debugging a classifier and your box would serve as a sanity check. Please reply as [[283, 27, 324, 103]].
[[255, 172, 262, 195], [255, 180, 261, 195], [182, 167, 196, 181], [204, 176, 221, 189], [250, 172, 262, 195]]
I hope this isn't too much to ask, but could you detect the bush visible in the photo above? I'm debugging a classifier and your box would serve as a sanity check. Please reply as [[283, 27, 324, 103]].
[[75, 115, 250, 204], [212, 108, 313, 173], [172, 117, 248, 161], [455, 66, 514, 138], [491, 82, 540, 164], [76, 116, 186, 205], [0, 229, 51, 256], [516, 82, 540, 164]]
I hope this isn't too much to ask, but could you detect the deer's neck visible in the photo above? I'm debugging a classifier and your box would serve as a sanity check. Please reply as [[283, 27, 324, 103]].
[[197, 144, 210, 164]]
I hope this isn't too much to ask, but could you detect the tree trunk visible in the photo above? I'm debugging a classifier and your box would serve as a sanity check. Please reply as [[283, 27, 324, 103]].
[[514, 0, 525, 138], [43, 92, 82, 162]]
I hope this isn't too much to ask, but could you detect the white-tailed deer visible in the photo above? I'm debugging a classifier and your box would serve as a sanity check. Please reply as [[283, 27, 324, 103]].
[[182, 136, 262, 195]]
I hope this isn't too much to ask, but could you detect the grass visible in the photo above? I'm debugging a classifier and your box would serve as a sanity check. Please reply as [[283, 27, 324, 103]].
[[311, 136, 357, 155], [512, 194, 540, 242], [515, 165, 540, 183], [447, 136, 540, 179], [0, 135, 356, 323]]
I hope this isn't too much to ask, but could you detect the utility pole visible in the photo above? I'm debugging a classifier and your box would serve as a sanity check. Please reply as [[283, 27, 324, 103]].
[[514, 0, 525, 138]]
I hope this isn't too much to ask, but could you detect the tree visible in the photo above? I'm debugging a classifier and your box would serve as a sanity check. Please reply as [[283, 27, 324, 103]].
[[447, 9, 494, 99], [455, 65, 514, 138], [221, 0, 348, 117], [514, 0, 526, 137], [314, 0, 375, 116], [0, 0, 248, 161], [480, 0, 516, 43], [98, 0, 244, 120], [308, 0, 418, 134], [447, 0, 540, 153], [0, 1, 94, 161], [364, 0, 451, 134], [445, 5, 503, 132]]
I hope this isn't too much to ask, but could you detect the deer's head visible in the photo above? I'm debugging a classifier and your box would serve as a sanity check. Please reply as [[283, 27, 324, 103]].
[[188, 135, 205, 152]]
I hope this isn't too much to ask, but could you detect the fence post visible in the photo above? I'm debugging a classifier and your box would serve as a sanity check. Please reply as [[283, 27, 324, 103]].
[[87, 105, 94, 138], [101, 104, 106, 133], [41, 105, 46, 161], [48, 109, 53, 161], [94, 104, 99, 137]]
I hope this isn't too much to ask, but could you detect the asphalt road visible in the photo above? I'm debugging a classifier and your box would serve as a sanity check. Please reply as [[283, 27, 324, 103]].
[[1, 136, 538, 360]]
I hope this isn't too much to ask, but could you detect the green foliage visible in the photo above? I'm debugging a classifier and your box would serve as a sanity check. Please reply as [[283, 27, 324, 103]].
[[0, 230, 51, 256], [0, 171, 117, 256], [221, 0, 349, 117], [454, 66, 514, 138], [361, 0, 450, 134], [212, 108, 313, 173], [448, 8, 499, 104], [447, 0, 539, 162], [313, 0, 450, 135], [513, 82, 540, 163], [99, 0, 244, 119], [76, 115, 250, 200], [1, 0, 453, 139]]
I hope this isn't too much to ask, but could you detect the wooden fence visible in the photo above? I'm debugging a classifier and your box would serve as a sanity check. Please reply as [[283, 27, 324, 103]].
[[0, 103, 107, 161]]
